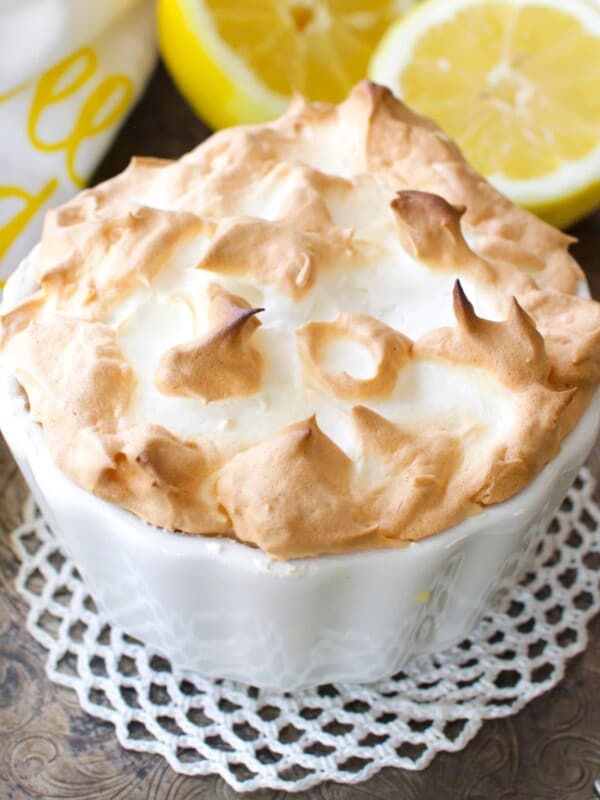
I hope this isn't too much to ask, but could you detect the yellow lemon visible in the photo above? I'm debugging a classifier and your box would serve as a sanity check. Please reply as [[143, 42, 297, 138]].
[[369, 0, 600, 228], [158, 0, 414, 130]]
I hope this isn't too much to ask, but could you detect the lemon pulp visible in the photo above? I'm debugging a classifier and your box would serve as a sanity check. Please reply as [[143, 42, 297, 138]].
[[370, 0, 600, 227], [159, 0, 411, 128]]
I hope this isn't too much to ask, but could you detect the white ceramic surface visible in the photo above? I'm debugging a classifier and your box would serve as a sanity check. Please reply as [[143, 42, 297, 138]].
[[2, 253, 600, 690]]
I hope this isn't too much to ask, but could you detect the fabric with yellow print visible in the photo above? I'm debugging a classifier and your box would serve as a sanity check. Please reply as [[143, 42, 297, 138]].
[[0, 0, 157, 284]]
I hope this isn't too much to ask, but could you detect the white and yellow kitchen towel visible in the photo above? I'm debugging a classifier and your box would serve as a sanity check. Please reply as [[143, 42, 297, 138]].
[[0, 0, 157, 283]]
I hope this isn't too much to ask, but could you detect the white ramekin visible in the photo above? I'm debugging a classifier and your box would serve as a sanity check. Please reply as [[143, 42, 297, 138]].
[[2, 251, 600, 690]]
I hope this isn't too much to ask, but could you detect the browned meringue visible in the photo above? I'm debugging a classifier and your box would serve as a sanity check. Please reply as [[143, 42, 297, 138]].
[[391, 191, 495, 284], [155, 283, 264, 402], [2, 81, 599, 560], [296, 313, 412, 400]]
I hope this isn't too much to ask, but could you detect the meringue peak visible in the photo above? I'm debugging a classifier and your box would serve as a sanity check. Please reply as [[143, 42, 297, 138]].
[[154, 284, 264, 402], [447, 279, 550, 387], [392, 191, 495, 284]]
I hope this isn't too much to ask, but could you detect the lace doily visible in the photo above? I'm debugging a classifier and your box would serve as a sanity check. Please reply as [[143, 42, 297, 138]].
[[11, 469, 600, 793]]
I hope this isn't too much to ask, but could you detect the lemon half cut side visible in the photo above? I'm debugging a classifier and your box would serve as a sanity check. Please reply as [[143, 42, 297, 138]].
[[158, 0, 414, 130], [369, 0, 600, 227]]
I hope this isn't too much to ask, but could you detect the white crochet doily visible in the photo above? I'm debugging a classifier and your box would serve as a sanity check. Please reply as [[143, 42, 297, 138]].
[[11, 469, 600, 793]]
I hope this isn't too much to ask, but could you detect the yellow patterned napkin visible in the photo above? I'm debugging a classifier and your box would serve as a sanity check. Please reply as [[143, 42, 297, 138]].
[[0, 0, 156, 284]]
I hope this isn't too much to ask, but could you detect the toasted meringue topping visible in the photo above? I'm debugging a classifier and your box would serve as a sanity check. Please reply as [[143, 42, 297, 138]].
[[1, 81, 599, 559], [217, 416, 374, 559], [417, 280, 552, 389], [155, 283, 264, 402], [297, 313, 411, 400], [350, 405, 467, 539], [391, 191, 494, 285]]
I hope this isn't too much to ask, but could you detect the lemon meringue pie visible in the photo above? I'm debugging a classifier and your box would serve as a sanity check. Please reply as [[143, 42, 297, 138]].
[[2, 81, 600, 560]]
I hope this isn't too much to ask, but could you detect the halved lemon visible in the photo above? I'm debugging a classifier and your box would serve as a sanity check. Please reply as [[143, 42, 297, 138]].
[[369, 0, 600, 228], [157, 0, 414, 130]]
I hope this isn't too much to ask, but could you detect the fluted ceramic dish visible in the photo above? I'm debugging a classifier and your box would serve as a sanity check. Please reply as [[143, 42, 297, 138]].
[[2, 248, 600, 690]]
